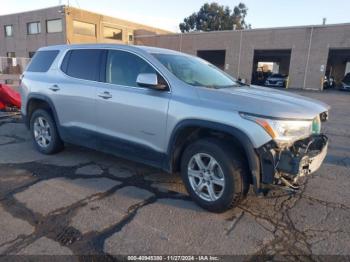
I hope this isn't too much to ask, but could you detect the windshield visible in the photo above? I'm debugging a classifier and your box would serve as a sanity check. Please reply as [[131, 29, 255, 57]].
[[152, 53, 238, 88]]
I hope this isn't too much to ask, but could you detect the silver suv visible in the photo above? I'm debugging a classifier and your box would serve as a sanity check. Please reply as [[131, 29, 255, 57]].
[[20, 44, 330, 212]]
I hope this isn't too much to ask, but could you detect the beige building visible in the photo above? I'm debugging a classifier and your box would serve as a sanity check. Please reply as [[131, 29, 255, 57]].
[[135, 24, 350, 90], [1, 6, 349, 90], [0, 5, 170, 58]]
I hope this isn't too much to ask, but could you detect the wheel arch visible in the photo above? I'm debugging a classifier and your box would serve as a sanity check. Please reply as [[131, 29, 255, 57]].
[[25, 94, 60, 130], [165, 119, 261, 192]]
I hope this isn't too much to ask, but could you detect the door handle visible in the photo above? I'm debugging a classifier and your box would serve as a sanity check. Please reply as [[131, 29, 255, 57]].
[[98, 91, 112, 99], [49, 85, 60, 92]]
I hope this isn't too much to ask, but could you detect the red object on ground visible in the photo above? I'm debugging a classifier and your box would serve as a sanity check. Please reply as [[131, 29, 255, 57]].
[[0, 84, 21, 109]]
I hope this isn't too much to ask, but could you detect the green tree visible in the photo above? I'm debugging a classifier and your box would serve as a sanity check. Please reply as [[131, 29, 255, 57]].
[[179, 2, 250, 33]]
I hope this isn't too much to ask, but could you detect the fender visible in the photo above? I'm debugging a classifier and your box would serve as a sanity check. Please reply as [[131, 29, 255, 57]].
[[24, 93, 61, 131], [165, 119, 262, 193]]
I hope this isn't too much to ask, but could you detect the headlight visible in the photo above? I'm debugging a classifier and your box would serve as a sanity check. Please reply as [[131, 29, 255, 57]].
[[240, 113, 321, 146]]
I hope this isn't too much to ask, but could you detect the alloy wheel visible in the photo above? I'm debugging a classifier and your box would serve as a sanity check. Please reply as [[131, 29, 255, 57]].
[[187, 153, 225, 202], [33, 116, 52, 148]]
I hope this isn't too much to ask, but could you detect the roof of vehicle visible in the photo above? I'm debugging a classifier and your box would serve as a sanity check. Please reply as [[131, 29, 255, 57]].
[[39, 44, 184, 56]]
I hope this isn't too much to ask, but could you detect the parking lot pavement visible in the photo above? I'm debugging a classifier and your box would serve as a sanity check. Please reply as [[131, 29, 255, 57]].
[[0, 90, 349, 257]]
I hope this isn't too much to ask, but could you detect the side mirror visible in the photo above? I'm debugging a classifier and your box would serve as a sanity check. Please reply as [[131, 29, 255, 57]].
[[136, 73, 167, 90]]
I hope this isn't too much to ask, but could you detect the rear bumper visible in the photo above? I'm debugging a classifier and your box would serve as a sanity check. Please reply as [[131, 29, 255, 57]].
[[256, 134, 328, 189]]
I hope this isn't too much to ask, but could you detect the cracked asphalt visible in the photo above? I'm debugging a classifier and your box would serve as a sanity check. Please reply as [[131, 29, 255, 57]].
[[0, 90, 349, 259]]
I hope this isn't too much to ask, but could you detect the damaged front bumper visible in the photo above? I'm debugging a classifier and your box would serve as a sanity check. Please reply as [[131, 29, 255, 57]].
[[256, 134, 328, 191]]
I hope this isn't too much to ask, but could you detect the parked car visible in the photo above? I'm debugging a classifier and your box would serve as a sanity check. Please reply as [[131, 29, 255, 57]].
[[340, 73, 350, 91], [20, 44, 330, 212], [251, 70, 269, 86], [265, 74, 288, 88]]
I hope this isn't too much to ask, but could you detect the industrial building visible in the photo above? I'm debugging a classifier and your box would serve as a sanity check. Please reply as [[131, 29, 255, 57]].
[[135, 24, 350, 90], [0, 5, 349, 90], [0, 5, 169, 58]]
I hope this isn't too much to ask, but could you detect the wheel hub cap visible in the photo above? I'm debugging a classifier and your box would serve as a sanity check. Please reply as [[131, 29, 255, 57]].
[[33, 116, 51, 148], [188, 153, 225, 202]]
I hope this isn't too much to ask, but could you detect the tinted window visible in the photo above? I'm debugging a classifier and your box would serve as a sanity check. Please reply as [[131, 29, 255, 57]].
[[106, 50, 157, 87], [27, 50, 59, 72], [62, 49, 103, 81]]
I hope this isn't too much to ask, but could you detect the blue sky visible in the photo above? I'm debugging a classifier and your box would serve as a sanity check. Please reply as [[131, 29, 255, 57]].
[[0, 0, 349, 32]]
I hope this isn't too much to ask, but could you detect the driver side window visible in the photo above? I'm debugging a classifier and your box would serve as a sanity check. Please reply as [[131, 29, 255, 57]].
[[106, 50, 157, 87]]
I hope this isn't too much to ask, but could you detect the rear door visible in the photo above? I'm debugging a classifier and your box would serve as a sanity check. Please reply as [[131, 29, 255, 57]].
[[95, 49, 171, 167], [54, 49, 103, 147]]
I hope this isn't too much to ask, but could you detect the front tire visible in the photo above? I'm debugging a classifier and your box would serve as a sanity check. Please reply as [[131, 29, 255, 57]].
[[30, 109, 64, 154], [181, 138, 249, 213]]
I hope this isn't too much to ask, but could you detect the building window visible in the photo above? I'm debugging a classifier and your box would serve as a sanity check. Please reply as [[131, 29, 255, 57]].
[[27, 22, 41, 35], [103, 26, 123, 40], [73, 20, 96, 36], [7, 52, 16, 58], [29, 52, 36, 58], [4, 25, 13, 37], [128, 34, 133, 42], [47, 19, 63, 33]]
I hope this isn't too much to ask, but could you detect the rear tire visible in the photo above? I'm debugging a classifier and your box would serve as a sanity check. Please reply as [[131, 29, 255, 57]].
[[181, 138, 249, 213], [30, 109, 64, 154]]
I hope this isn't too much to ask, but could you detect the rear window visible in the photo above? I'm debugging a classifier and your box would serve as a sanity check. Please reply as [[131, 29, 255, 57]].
[[27, 50, 59, 72], [60, 49, 103, 81]]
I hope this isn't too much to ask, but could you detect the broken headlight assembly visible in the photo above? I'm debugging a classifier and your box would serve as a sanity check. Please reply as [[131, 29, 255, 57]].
[[240, 112, 321, 147], [241, 112, 328, 192]]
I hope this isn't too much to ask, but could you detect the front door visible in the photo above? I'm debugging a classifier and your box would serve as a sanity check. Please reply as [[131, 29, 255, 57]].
[[95, 49, 171, 167]]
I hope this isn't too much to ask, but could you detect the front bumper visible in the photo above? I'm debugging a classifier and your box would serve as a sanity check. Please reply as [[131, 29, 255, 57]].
[[257, 134, 328, 189], [265, 81, 284, 87]]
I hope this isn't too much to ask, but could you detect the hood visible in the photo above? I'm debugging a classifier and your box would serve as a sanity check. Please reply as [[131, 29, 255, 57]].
[[197, 85, 330, 120], [267, 77, 286, 81]]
